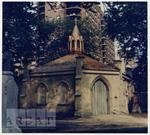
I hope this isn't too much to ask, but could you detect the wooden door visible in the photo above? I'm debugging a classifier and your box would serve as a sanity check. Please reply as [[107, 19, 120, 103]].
[[92, 80, 108, 115]]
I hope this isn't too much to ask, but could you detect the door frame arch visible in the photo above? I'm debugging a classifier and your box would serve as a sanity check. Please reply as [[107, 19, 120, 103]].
[[90, 75, 110, 114]]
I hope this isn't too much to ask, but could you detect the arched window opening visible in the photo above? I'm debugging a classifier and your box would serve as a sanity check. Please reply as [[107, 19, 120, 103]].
[[37, 83, 48, 106], [77, 40, 80, 49], [72, 40, 75, 50], [57, 82, 69, 104]]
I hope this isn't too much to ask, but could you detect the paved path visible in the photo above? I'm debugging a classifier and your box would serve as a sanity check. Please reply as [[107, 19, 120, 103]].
[[21, 114, 147, 133]]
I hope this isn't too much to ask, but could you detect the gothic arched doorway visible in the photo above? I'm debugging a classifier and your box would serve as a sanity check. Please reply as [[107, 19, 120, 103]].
[[91, 79, 109, 115]]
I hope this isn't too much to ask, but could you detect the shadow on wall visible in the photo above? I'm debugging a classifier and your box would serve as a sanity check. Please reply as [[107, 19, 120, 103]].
[[56, 104, 75, 119]]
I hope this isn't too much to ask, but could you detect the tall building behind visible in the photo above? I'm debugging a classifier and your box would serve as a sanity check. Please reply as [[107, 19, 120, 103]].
[[38, 2, 66, 21], [37, 2, 115, 64]]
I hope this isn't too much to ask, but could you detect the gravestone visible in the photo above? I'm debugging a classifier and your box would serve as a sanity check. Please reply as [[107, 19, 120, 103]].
[[2, 51, 21, 133]]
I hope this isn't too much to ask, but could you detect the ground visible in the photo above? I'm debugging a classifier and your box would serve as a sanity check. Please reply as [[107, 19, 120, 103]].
[[21, 113, 147, 133]]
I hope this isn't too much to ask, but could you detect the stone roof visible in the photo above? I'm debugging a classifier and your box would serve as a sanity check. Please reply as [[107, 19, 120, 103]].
[[35, 54, 119, 72]]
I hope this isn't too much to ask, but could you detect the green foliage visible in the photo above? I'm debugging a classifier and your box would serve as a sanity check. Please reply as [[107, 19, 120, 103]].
[[78, 17, 100, 56], [3, 2, 38, 65], [36, 20, 58, 60], [3, 2, 58, 66], [40, 18, 72, 63], [104, 2, 147, 59], [38, 21, 56, 44]]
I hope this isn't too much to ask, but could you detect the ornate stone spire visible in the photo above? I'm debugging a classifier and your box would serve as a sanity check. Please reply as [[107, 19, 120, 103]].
[[68, 18, 84, 54], [72, 18, 80, 38]]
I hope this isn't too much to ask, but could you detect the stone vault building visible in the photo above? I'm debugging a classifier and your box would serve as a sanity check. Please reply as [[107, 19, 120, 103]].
[[20, 22, 134, 117]]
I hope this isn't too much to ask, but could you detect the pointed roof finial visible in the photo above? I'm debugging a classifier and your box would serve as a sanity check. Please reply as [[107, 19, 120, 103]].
[[72, 18, 80, 38]]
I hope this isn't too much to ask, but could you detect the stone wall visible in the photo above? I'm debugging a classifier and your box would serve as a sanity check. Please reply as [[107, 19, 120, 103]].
[[19, 74, 75, 118], [19, 68, 132, 118], [77, 70, 129, 115]]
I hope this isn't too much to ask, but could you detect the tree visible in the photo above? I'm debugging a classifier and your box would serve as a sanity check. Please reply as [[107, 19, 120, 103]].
[[3, 2, 38, 69], [3, 2, 59, 76], [35, 20, 58, 64], [104, 2, 147, 59], [104, 2, 147, 112]]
